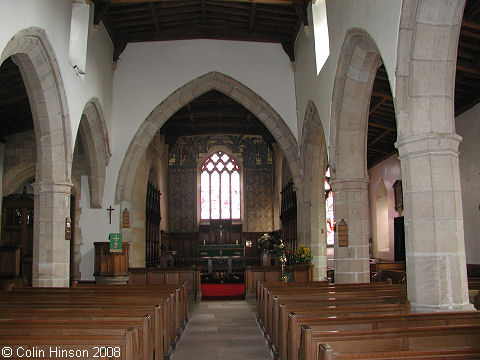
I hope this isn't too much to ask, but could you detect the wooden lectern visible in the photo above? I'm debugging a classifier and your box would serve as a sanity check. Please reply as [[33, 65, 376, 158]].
[[94, 242, 130, 284]]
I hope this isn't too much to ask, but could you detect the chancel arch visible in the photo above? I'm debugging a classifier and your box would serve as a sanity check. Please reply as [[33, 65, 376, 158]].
[[115, 72, 300, 206], [115, 73, 300, 254], [298, 100, 328, 280], [0, 28, 72, 287]]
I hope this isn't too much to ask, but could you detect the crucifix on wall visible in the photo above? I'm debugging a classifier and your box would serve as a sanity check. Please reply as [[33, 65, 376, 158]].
[[107, 206, 114, 224]]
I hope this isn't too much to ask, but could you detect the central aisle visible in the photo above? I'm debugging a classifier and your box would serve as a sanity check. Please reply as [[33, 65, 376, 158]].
[[173, 300, 271, 360]]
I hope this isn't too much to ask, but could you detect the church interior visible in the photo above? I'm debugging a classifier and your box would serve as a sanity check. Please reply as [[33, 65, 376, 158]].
[[0, 0, 479, 358]]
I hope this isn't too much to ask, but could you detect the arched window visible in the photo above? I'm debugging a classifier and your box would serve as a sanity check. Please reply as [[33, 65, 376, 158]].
[[200, 151, 240, 220], [325, 168, 334, 246]]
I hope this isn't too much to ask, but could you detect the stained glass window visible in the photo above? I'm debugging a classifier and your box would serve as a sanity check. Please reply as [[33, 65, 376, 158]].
[[325, 168, 335, 246], [201, 151, 240, 220]]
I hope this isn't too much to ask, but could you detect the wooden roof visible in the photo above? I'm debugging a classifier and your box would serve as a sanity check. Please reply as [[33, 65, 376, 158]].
[[92, 0, 309, 61]]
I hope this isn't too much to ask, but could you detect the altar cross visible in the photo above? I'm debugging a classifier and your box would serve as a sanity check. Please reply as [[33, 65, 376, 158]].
[[107, 206, 114, 224]]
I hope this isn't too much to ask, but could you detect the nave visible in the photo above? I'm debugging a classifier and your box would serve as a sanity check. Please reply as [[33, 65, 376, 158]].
[[173, 300, 270, 360]]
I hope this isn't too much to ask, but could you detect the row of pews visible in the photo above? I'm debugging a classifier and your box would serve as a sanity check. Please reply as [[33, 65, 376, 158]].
[[257, 281, 480, 360], [0, 283, 188, 360]]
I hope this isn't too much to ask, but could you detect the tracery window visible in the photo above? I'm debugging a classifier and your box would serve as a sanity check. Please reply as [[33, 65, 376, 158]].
[[325, 168, 335, 246], [200, 151, 240, 220]]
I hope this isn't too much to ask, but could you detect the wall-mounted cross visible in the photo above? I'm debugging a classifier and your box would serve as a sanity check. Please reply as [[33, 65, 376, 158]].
[[107, 206, 114, 224]]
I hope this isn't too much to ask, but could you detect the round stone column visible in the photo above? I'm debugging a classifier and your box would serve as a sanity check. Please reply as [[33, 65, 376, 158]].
[[32, 180, 73, 287], [330, 178, 370, 283], [396, 133, 473, 312]]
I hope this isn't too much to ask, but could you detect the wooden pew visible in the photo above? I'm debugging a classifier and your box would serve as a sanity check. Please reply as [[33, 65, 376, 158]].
[[266, 287, 407, 348], [299, 321, 480, 360], [0, 317, 153, 360], [5, 283, 187, 345], [282, 303, 410, 360], [0, 295, 171, 356], [291, 311, 480, 360], [0, 283, 187, 359], [0, 328, 139, 360], [320, 345, 480, 359], [258, 282, 401, 328]]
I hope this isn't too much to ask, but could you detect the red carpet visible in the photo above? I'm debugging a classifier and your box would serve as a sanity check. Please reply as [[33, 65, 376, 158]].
[[201, 283, 245, 301]]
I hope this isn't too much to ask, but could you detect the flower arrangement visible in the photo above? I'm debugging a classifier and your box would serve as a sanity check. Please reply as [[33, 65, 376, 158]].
[[258, 233, 273, 250], [294, 244, 312, 263]]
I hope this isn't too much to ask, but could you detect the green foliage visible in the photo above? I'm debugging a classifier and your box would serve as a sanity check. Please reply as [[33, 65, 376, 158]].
[[294, 244, 312, 263]]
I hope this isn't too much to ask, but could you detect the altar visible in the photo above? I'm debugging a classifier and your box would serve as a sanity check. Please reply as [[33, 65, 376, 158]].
[[197, 244, 244, 275]]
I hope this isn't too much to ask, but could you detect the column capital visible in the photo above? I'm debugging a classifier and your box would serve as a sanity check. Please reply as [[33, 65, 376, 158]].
[[32, 180, 73, 194], [395, 133, 462, 160], [329, 177, 369, 191]]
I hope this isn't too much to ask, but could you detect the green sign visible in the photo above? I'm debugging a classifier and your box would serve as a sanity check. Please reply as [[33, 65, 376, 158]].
[[109, 233, 122, 252]]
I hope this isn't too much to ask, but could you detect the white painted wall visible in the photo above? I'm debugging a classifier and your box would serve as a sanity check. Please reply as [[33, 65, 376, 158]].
[[294, 0, 402, 150], [0, 0, 114, 148], [103, 39, 296, 208], [457, 103, 480, 265], [79, 175, 120, 280], [368, 154, 402, 261]]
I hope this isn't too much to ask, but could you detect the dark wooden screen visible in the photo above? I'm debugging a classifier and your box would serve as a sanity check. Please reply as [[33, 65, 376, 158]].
[[1, 193, 34, 284], [280, 180, 297, 252], [146, 181, 161, 268]]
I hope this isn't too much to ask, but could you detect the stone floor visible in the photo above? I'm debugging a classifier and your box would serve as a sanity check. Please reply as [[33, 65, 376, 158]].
[[172, 299, 271, 360]]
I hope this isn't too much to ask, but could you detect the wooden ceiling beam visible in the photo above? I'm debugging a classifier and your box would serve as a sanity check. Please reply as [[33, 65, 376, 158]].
[[369, 97, 387, 116], [461, 19, 480, 31], [368, 129, 391, 147], [368, 121, 396, 131], [110, 0, 294, 5], [371, 90, 392, 100], [149, 2, 161, 32], [457, 60, 480, 76], [202, 0, 206, 23], [249, 3, 257, 32], [94, 0, 111, 25]]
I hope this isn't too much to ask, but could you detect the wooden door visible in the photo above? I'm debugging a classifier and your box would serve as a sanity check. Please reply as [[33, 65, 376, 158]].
[[1, 194, 34, 285]]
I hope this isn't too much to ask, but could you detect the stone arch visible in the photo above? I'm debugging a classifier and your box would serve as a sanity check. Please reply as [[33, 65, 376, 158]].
[[1, 28, 72, 287], [2, 163, 36, 196], [329, 28, 383, 283], [77, 98, 111, 208], [394, 0, 471, 311], [329, 28, 382, 180], [298, 100, 328, 280], [115, 72, 300, 205]]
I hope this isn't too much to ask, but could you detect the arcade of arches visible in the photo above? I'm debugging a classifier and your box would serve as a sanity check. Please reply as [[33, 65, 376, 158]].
[[0, 0, 479, 314]]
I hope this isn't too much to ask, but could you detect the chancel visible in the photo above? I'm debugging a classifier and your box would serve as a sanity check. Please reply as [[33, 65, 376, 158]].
[[0, 1, 479, 359]]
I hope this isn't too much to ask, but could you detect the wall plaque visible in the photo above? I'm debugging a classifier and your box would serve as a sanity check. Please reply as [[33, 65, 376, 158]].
[[337, 219, 348, 247], [122, 208, 130, 228]]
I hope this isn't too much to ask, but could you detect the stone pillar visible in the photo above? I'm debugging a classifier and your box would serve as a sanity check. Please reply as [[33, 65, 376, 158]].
[[396, 134, 473, 312], [272, 144, 282, 231], [330, 178, 370, 283], [32, 180, 72, 287]]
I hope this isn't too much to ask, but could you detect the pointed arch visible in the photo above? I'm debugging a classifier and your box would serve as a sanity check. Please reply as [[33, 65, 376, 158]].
[[298, 100, 328, 280], [1, 27, 72, 183], [115, 71, 300, 204], [77, 98, 111, 208], [2, 163, 36, 196], [1, 27, 72, 287], [329, 28, 382, 180], [328, 28, 384, 283]]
